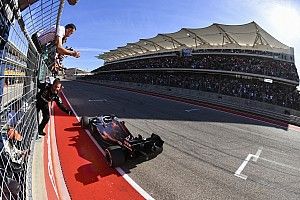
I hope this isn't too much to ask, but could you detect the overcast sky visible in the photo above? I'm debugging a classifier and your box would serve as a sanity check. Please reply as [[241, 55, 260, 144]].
[[61, 0, 300, 74]]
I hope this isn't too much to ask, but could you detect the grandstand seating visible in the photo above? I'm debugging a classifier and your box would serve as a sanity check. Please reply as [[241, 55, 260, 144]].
[[95, 53, 298, 82], [93, 56, 299, 110]]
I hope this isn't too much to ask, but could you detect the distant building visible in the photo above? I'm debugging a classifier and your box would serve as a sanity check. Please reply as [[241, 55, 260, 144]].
[[64, 68, 91, 78]]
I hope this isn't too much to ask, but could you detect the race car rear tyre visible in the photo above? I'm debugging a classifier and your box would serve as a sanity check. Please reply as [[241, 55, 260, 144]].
[[81, 116, 90, 128], [105, 146, 125, 167]]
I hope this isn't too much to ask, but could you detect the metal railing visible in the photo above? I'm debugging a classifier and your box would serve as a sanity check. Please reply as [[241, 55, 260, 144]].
[[0, 0, 64, 199]]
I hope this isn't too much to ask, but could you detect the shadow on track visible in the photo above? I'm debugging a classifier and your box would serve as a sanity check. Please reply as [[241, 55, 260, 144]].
[[61, 80, 290, 131], [64, 124, 122, 185]]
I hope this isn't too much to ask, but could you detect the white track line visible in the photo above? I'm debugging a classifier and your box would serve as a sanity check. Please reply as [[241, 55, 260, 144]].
[[252, 148, 263, 162], [234, 148, 262, 180], [185, 108, 200, 112], [234, 154, 252, 180], [88, 99, 107, 102], [62, 91, 155, 200]]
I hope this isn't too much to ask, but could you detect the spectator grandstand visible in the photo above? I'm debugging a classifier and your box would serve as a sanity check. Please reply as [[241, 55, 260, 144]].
[[94, 54, 298, 81], [90, 22, 300, 111]]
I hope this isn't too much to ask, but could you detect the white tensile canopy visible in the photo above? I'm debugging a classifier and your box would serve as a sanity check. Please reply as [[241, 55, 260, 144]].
[[98, 21, 294, 62]]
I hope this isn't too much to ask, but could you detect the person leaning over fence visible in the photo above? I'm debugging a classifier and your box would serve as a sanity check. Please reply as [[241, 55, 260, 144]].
[[31, 23, 80, 58], [36, 78, 73, 136]]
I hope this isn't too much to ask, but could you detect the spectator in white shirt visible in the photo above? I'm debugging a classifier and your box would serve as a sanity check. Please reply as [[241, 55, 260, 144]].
[[32, 23, 80, 58]]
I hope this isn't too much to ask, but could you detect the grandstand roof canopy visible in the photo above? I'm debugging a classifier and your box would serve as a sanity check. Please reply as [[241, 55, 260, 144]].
[[98, 22, 293, 63]]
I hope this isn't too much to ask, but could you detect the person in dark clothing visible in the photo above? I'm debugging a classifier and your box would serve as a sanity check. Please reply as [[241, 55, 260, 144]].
[[36, 78, 72, 136]]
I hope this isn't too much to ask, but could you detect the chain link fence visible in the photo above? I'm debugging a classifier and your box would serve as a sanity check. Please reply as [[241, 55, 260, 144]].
[[0, 0, 63, 199]]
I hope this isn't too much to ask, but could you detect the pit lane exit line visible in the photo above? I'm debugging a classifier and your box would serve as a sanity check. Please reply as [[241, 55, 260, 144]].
[[234, 148, 262, 180], [88, 99, 107, 102], [185, 108, 200, 112]]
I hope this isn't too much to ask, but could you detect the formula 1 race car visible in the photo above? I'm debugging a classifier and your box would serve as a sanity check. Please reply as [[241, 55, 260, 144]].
[[80, 115, 164, 167]]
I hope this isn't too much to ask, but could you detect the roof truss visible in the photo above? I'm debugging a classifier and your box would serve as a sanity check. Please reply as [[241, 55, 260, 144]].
[[214, 23, 240, 46], [128, 42, 150, 53], [140, 39, 165, 51], [182, 28, 211, 47], [158, 34, 186, 49], [253, 23, 270, 47]]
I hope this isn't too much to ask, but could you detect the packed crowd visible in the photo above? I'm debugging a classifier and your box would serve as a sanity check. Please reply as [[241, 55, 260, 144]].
[[192, 48, 293, 61], [105, 48, 293, 65], [85, 72, 300, 110], [97, 54, 298, 81]]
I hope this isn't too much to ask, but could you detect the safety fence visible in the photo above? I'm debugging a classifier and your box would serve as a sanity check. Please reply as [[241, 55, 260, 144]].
[[0, 0, 63, 199]]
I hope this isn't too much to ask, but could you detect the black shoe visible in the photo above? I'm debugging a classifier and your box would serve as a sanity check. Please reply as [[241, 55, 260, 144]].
[[38, 131, 46, 136]]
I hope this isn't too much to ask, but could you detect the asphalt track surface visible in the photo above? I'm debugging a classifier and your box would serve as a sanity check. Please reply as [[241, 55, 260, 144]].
[[62, 80, 300, 200]]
